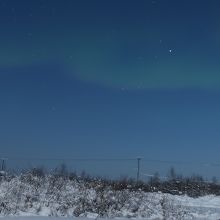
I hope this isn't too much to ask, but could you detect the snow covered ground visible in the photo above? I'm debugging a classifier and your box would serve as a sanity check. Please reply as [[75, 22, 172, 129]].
[[0, 194, 220, 219], [169, 194, 220, 219], [1, 174, 220, 219], [0, 207, 220, 220]]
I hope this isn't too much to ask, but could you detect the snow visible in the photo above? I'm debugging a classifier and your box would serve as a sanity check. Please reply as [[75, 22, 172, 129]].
[[1, 194, 220, 219], [1, 174, 220, 219], [0, 218, 115, 220], [167, 194, 220, 219]]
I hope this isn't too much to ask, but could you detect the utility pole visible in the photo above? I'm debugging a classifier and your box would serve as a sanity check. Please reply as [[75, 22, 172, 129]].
[[136, 157, 141, 182], [1, 158, 6, 172]]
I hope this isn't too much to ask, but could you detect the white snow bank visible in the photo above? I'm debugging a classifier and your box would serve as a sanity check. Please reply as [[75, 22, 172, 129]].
[[1, 174, 220, 219]]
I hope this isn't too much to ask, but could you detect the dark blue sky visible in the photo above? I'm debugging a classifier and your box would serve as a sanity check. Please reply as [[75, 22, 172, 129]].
[[1, 0, 220, 178]]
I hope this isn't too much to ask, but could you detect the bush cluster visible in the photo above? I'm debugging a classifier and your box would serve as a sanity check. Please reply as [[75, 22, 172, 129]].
[[0, 166, 218, 218]]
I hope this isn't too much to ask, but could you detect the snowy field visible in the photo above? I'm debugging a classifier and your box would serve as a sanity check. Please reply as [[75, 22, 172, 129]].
[[1, 174, 220, 219], [0, 205, 220, 220], [1, 195, 220, 220], [171, 194, 220, 219]]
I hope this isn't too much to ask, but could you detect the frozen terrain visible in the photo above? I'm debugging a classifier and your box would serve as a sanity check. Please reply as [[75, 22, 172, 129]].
[[1, 173, 220, 219], [1, 192, 220, 219]]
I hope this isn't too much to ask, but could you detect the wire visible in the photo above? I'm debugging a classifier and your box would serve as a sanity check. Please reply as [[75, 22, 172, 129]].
[[3, 157, 136, 161], [1, 157, 220, 167]]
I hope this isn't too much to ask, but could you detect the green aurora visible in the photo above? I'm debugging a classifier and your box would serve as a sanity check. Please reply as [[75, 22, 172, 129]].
[[1, 0, 220, 90]]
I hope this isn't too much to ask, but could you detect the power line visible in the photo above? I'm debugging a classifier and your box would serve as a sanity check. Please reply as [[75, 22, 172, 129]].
[[5, 157, 136, 161], [2, 156, 220, 167]]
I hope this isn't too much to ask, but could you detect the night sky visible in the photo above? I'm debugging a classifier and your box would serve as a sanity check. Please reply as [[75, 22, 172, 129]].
[[1, 0, 220, 178]]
